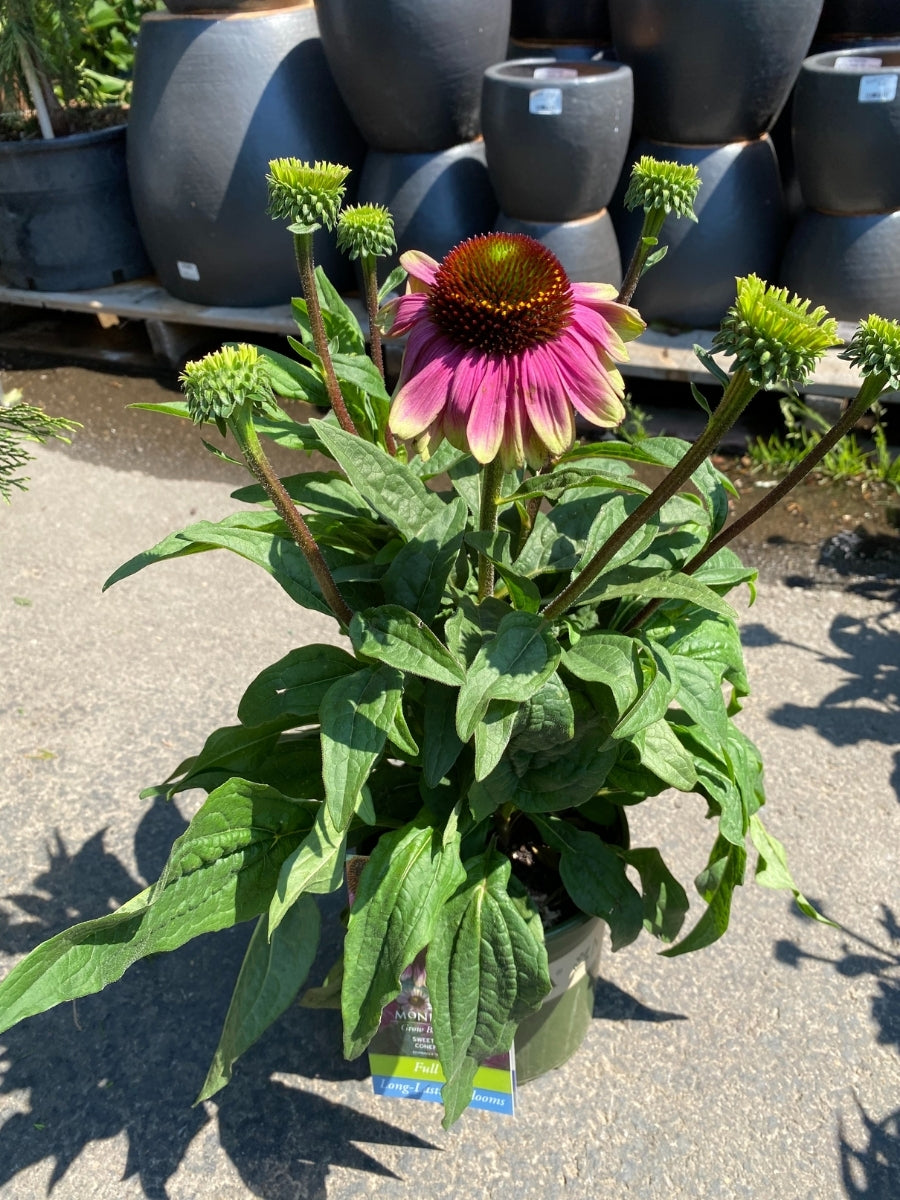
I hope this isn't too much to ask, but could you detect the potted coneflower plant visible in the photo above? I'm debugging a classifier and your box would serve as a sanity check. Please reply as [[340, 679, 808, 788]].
[[1, 157, 898, 1128]]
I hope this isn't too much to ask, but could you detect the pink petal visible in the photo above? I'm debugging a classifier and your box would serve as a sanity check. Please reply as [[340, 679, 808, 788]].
[[465, 356, 508, 464], [399, 250, 439, 292], [572, 285, 645, 343], [500, 384, 527, 470], [544, 333, 626, 427], [518, 347, 574, 457], [389, 337, 461, 440], [443, 348, 487, 449], [384, 291, 431, 338]]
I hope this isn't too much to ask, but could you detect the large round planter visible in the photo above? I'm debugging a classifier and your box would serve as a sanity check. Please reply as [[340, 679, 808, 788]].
[[815, 0, 900, 40], [163, 0, 298, 11], [0, 125, 150, 292], [780, 209, 900, 320], [514, 914, 604, 1083], [510, 0, 611, 44], [609, 0, 824, 143], [127, 6, 364, 306], [481, 59, 633, 222], [357, 142, 498, 277], [613, 137, 787, 329], [792, 46, 900, 213], [495, 209, 622, 286], [315, 0, 512, 153]]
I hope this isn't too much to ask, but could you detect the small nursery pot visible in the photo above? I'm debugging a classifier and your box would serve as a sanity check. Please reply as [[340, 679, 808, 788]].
[[612, 137, 787, 329], [792, 46, 900, 213], [481, 58, 633, 222], [514, 914, 605, 1083], [356, 142, 498, 277], [780, 208, 900, 320], [494, 209, 622, 286]]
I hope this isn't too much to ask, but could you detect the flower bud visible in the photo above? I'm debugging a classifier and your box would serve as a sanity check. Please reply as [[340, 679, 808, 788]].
[[336, 203, 397, 260], [840, 314, 900, 390], [623, 157, 701, 222], [266, 158, 350, 232], [180, 344, 278, 425]]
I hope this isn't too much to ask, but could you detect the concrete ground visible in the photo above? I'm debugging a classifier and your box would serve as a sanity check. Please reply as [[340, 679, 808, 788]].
[[0, 364, 898, 1199]]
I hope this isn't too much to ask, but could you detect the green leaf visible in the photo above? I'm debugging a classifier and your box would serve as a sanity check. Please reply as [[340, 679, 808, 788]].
[[508, 673, 575, 754], [456, 613, 560, 743], [427, 849, 550, 1128], [269, 803, 347, 936], [576, 571, 735, 619], [622, 848, 690, 943], [378, 264, 408, 302], [161, 720, 292, 798], [237, 645, 360, 727], [473, 698, 519, 782], [257, 346, 328, 404], [0, 780, 317, 1035], [749, 815, 834, 925], [610, 642, 679, 742], [531, 817, 644, 951], [349, 605, 465, 686], [320, 664, 403, 830], [421, 683, 466, 788], [197, 895, 320, 1101], [671, 655, 729, 745], [381, 497, 468, 621], [563, 632, 641, 719], [629, 718, 697, 792], [661, 839, 745, 957], [342, 811, 466, 1058]]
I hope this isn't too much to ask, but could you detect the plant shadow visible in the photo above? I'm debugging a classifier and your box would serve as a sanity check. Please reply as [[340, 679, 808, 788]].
[[0, 797, 437, 1200]]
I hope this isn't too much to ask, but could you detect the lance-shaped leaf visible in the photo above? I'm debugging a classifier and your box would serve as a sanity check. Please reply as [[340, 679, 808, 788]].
[[562, 632, 641, 720], [342, 811, 466, 1058], [421, 682, 466, 788], [661, 837, 746, 957], [427, 849, 550, 1128], [622, 848, 690, 943], [320, 664, 403, 830], [0, 780, 318, 1035], [473, 698, 519, 782], [197, 895, 321, 1102], [158, 719, 292, 799], [349, 605, 465, 686], [750, 815, 834, 925], [531, 816, 644, 951], [456, 612, 560, 743], [269, 803, 347, 936], [381, 497, 467, 621], [237, 644, 360, 727]]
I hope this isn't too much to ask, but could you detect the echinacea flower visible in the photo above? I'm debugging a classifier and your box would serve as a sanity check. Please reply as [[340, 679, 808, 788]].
[[383, 234, 644, 468]]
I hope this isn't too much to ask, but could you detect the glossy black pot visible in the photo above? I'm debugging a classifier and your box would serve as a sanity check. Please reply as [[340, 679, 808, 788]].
[[494, 209, 622, 286], [780, 209, 900, 320], [609, 0, 824, 143], [481, 58, 632, 222], [315, 0, 511, 152], [509, 0, 611, 43], [792, 45, 900, 213], [613, 137, 787, 329], [127, 6, 363, 306], [357, 142, 498, 277], [0, 125, 149, 292]]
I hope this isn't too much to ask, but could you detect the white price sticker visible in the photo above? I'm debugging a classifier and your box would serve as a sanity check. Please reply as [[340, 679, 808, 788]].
[[529, 87, 564, 115], [176, 260, 201, 281]]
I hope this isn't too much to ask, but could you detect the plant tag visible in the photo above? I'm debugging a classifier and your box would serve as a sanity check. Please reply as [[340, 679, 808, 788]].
[[834, 56, 883, 71], [368, 951, 517, 1115], [858, 73, 898, 102], [176, 260, 201, 281], [533, 66, 579, 81], [529, 87, 564, 115]]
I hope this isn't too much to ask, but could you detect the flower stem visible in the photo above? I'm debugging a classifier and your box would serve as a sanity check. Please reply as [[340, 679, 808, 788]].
[[477, 457, 505, 602], [293, 231, 360, 437], [624, 372, 890, 632], [617, 210, 666, 307], [542, 367, 759, 622], [361, 252, 398, 457], [229, 401, 354, 628]]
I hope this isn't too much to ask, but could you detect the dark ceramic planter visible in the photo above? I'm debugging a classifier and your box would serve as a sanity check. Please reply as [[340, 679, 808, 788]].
[[0, 125, 150, 292], [609, 0, 824, 143], [482, 59, 633, 222], [494, 209, 622, 286], [613, 137, 787, 329], [509, 0, 611, 44], [315, 0, 511, 152], [507, 40, 609, 61], [127, 7, 364, 307], [780, 209, 900, 320], [356, 142, 498, 277], [815, 0, 900, 39], [792, 45, 900, 213], [163, 0, 299, 11]]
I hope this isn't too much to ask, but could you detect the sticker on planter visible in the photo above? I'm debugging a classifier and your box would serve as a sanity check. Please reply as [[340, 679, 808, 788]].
[[858, 73, 898, 103], [176, 260, 201, 281], [834, 56, 883, 71], [529, 87, 564, 116], [533, 66, 578, 81]]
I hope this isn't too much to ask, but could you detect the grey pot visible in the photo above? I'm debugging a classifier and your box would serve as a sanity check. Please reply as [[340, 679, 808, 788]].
[[482, 58, 633, 222], [494, 209, 622, 286], [792, 45, 900, 213], [127, 7, 364, 307], [163, 0, 298, 11], [316, 0, 512, 152], [612, 137, 787, 329], [780, 208, 900, 320], [357, 142, 498, 277], [609, 0, 824, 143]]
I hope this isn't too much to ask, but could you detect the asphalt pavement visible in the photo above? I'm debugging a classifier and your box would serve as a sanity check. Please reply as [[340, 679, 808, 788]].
[[0, 363, 898, 1200]]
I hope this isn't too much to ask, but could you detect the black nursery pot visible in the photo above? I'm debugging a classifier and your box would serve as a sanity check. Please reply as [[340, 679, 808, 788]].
[[315, 0, 512, 153], [792, 46, 900, 213], [613, 137, 787, 329], [481, 59, 633, 223], [494, 209, 622, 287], [0, 125, 150, 292], [609, 0, 824, 143], [127, 6, 364, 307]]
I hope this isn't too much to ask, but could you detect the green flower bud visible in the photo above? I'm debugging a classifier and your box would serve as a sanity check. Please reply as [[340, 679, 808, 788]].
[[840, 313, 900, 391], [336, 203, 397, 260], [266, 158, 350, 232], [713, 275, 840, 389], [180, 344, 278, 425], [623, 157, 701, 221]]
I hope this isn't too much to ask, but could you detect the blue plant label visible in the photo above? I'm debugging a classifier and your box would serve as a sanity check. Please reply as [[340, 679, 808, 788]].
[[529, 88, 564, 116], [858, 74, 898, 103]]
